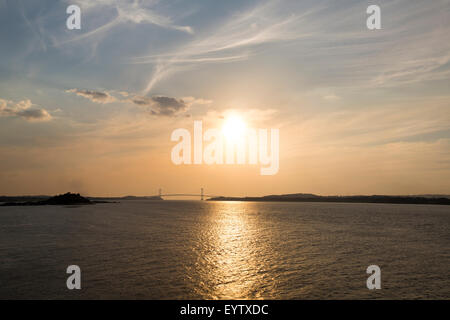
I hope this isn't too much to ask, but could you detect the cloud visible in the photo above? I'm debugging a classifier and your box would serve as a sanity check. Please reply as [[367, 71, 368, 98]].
[[135, 0, 317, 93], [288, 97, 450, 150], [202, 108, 279, 129], [66, 88, 209, 117], [323, 94, 340, 101], [67, 89, 117, 104], [0, 98, 52, 121], [131, 0, 450, 92], [56, 0, 193, 46], [182, 96, 213, 106], [130, 95, 188, 116], [115, 4, 193, 34]]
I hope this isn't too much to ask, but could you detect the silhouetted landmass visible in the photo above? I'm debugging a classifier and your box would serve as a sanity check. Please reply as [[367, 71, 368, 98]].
[[1, 193, 93, 206], [89, 196, 163, 201], [0, 194, 163, 205], [208, 193, 450, 205]]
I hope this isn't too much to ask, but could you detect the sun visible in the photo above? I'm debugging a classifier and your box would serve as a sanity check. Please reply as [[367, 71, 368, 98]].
[[222, 115, 246, 143]]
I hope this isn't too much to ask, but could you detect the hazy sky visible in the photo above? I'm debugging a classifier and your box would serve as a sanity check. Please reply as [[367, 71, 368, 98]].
[[0, 0, 449, 196]]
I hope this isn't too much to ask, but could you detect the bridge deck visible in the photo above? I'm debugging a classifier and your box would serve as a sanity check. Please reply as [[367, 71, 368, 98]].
[[159, 194, 218, 197]]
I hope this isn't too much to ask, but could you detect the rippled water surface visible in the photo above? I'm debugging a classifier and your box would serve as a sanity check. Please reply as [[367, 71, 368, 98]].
[[0, 200, 449, 299]]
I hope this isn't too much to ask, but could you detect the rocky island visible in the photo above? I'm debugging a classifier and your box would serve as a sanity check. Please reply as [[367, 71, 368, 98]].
[[1, 192, 94, 206]]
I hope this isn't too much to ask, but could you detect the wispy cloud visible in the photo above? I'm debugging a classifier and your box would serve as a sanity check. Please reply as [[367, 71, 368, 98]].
[[56, 0, 193, 46], [135, 1, 318, 93], [291, 98, 450, 149], [323, 94, 341, 102], [135, 0, 449, 93], [66, 89, 117, 104], [296, 0, 450, 89]]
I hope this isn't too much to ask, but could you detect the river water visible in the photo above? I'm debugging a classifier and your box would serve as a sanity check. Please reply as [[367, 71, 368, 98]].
[[0, 200, 448, 299]]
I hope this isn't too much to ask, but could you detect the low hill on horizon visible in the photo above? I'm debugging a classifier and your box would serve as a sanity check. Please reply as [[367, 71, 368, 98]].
[[208, 193, 450, 205]]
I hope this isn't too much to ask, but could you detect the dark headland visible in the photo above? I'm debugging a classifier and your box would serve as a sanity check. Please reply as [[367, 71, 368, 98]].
[[0, 193, 163, 206], [208, 193, 450, 205], [1, 192, 93, 206]]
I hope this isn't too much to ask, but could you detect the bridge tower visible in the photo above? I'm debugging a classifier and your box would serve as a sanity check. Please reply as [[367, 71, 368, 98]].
[[159, 188, 162, 197], [201, 188, 204, 201]]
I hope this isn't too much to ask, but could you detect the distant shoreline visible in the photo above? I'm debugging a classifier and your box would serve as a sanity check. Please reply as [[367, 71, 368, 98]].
[[207, 194, 450, 205], [0, 194, 163, 205], [0, 193, 163, 206], [1, 193, 450, 206]]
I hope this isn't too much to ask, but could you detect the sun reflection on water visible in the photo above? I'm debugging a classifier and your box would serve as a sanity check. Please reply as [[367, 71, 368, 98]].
[[196, 201, 275, 299]]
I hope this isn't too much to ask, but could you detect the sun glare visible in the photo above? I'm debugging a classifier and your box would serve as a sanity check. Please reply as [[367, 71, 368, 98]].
[[222, 115, 246, 143]]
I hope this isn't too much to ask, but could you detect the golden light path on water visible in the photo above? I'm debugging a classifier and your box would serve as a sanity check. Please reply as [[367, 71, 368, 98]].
[[191, 201, 278, 299]]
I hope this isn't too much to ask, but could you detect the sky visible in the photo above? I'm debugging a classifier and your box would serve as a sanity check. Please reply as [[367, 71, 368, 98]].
[[0, 0, 449, 197]]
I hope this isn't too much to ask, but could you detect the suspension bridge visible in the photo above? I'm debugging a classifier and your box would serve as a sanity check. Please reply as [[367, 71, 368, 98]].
[[156, 188, 220, 201]]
